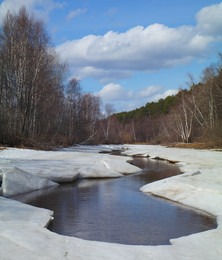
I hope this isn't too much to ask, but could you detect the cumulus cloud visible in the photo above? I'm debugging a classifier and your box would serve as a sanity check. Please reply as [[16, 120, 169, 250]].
[[98, 83, 127, 101], [66, 8, 87, 21], [151, 89, 179, 102], [196, 2, 222, 37], [0, 0, 63, 24], [77, 67, 133, 84], [97, 83, 178, 111], [139, 85, 163, 98], [56, 2, 222, 83]]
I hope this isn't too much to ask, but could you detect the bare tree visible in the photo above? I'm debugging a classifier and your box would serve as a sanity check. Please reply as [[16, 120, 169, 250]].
[[187, 66, 219, 135], [0, 7, 66, 145], [65, 78, 82, 142], [130, 119, 137, 142], [171, 91, 194, 143], [79, 93, 101, 144], [101, 103, 114, 143]]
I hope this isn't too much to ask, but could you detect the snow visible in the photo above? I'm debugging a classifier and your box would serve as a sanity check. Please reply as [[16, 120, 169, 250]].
[[2, 167, 58, 197], [0, 147, 139, 186], [0, 144, 222, 259], [78, 165, 124, 178], [122, 145, 222, 217]]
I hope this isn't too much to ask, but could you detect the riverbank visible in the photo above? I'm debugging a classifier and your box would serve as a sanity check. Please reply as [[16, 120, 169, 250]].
[[0, 145, 222, 259], [166, 142, 222, 150]]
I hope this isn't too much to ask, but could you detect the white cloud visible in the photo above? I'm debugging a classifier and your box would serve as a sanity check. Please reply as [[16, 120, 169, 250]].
[[137, 86, 178, 103], [0, 0, 63, 24], [75, 66, 133, 84], [151, 89, 178, 102], [196, 2, 222, 37], [57, 2, 222, 83], [139, 85, 162, 97], [97, 84, 178, 111], [66, 8, 87, 21], [98, 83, 128, 101]]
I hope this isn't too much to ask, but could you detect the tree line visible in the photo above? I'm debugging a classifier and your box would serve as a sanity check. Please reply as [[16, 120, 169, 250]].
[[97, 57, 222, 146], [0, 8, 100, 149], [1, 7, 222, 148]]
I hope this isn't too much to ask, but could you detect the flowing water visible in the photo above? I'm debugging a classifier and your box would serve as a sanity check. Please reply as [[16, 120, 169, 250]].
[[14, 157, 217, 245]]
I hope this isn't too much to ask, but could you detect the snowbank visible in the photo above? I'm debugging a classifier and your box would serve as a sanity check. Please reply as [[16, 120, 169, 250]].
[[2, 167, 58, 197], [122, 145, 222, 217], [0, 145, 222, 259], [0, 147, 139, 196]]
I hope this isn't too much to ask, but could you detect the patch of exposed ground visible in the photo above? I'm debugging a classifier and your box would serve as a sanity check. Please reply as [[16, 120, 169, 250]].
[[167, 142, 222, 150]]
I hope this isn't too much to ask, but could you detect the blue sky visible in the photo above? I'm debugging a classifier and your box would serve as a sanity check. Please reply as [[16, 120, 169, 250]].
[[1, 0, 222, 112]]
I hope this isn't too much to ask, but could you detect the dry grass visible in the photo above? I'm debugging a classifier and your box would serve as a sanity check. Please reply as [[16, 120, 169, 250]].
[[167, 142, 222, 150]]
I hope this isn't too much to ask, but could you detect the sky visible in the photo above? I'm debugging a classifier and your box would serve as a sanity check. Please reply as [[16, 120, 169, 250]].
[[0, 0, 222, 112]]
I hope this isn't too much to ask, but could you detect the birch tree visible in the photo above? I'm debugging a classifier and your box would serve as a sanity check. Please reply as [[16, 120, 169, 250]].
[[79, 93, 100, 144], [101, 104, 114, 143], [0, 7, 66, 145], [171, 91, 194, 143]]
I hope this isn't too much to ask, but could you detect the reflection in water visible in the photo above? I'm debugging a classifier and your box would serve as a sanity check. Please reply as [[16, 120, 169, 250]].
[[14, 158, 217, 245]]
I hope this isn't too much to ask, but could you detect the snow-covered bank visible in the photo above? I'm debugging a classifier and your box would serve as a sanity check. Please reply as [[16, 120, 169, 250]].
[[123, 145, 222, 218], [0, 146, 139, 196], [2, 167, 59, 197], [0, 145, 222, 259]]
